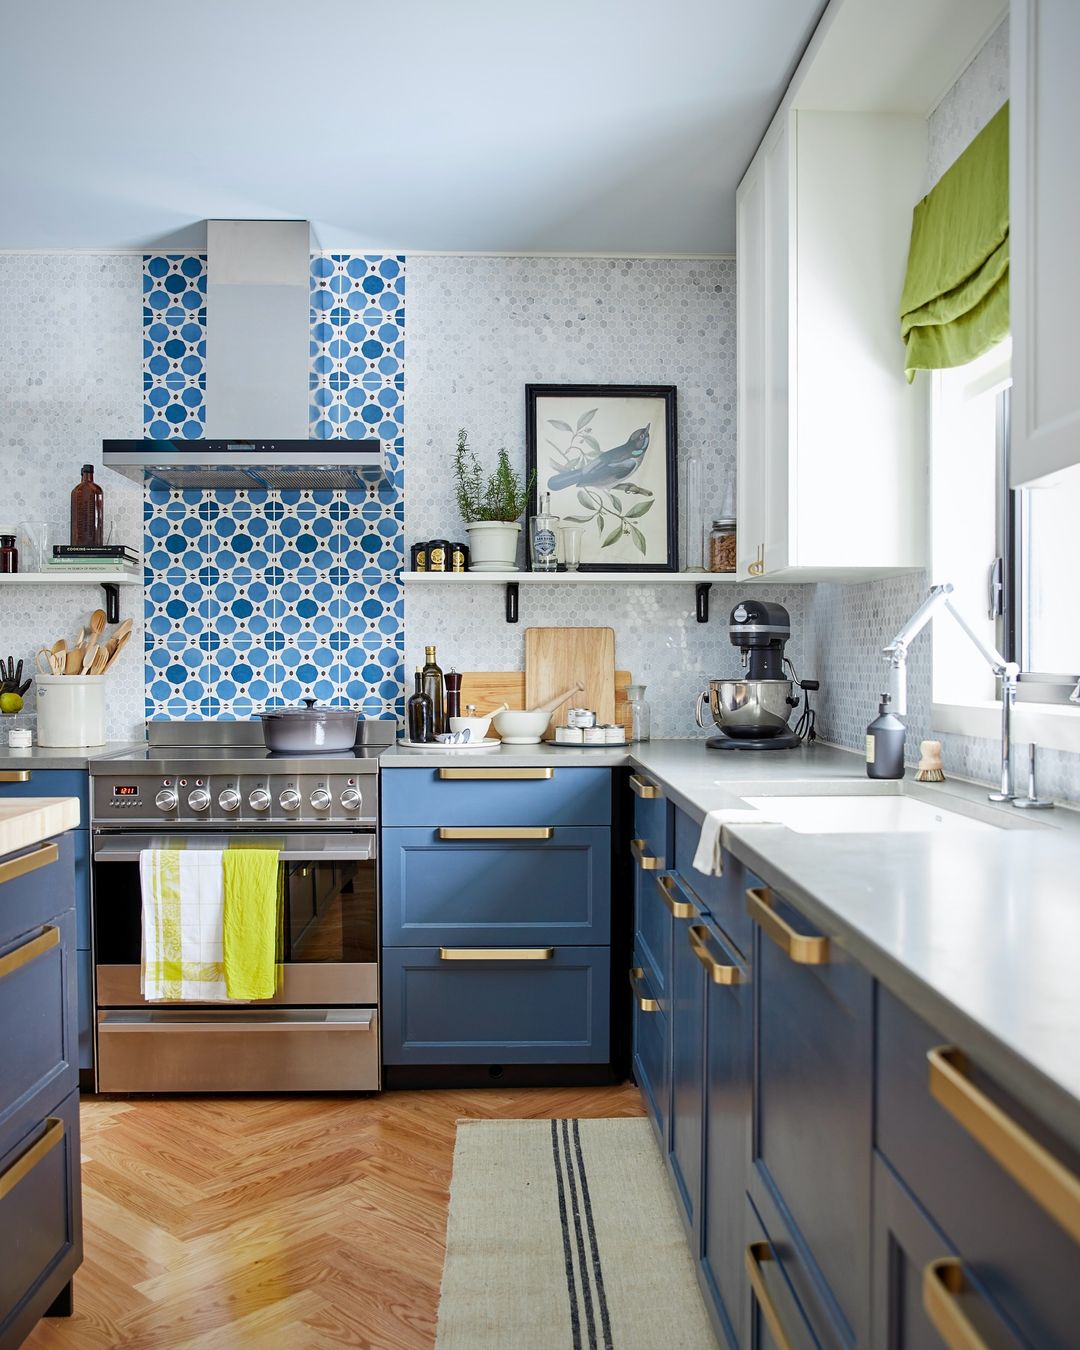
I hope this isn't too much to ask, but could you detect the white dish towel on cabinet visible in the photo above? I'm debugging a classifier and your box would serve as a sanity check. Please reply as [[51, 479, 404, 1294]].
[[692, 808, 779, 877]]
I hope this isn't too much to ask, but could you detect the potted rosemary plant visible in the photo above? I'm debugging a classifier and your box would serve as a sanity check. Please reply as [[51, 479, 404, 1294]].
[[453, 429, 536, 571]]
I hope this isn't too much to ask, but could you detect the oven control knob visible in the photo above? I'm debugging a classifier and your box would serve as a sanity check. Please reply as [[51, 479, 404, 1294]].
[[187, 787, 211, 813], [279, 787, 301, 812], [218, 788, 240, 813], [309, 787, 332, 812], [249, 787, 271, 812], [155, 787, 178, 812], [340, 787, 362, 812]]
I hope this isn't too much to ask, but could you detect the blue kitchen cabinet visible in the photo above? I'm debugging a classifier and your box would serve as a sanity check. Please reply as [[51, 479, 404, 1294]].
[[0, 770, 92, 1073], [630, 953, 668, 1149], [381, 945, 610, 1065], [381, 766, 614, 1072], [665, 871, 706, 1244], [0, 832, 82, 1344], [381, 826, 611, 946], [747, 880, 873, 1349], [698, 912, 752, 1350], [746, 1196, 818, 1350], [674, 806, 753, 955], [381, 764, 612, 827], [876, 984, 1080, 1348]]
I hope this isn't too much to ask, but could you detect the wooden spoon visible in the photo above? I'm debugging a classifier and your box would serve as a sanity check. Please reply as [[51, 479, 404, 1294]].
[[90, 647, 109, 675], [112, 618, 134, 643], [101, 631, 131, 672], [88, 608, 106, 642], [81, 644, 98, 674], [64, 646, 85, 675]]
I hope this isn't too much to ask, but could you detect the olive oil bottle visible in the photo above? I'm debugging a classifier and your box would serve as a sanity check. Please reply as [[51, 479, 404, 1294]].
[[421, 645, 445, 735], [407, 667, 435, 743]]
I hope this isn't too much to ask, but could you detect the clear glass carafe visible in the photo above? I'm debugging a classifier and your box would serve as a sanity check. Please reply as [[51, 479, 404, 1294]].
[[627, 683, 651, 741]]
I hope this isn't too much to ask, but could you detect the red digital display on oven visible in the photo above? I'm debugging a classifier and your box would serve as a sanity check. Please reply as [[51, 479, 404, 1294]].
[[114, 785, 139, 796]]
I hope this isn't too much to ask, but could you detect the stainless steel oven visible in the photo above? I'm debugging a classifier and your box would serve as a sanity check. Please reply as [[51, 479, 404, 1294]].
[[89, 721, 389, 1093]]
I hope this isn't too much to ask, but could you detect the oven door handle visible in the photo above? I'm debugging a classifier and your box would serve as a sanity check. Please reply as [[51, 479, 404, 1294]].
[[98, 1010, 376, 1032], [92, 836, 376, 864]]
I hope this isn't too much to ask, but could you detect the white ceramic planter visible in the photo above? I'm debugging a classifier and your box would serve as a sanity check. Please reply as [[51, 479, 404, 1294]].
[[36, 674, 106, 747], [465, 520, 522, 571]]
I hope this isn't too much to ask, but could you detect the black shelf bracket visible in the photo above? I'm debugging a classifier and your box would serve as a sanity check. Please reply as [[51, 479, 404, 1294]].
[[101, 582, 121, 624], [695, 582, 713, 624], [505, 582, 519, 623]]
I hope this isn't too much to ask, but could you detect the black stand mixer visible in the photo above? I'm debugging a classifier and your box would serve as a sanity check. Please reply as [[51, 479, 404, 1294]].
[[694, 600, 818, 750]]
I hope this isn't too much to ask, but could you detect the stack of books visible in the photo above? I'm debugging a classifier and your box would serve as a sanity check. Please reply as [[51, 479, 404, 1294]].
[[47, 545, 141, 574]]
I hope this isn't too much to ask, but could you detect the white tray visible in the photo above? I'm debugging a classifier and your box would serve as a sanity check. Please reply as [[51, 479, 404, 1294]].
[[396, 737, 502, 752]]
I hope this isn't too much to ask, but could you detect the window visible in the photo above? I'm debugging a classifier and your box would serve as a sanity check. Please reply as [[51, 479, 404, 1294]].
[[932, 338, 1080, 712], [1015, 460, 1080, 702]]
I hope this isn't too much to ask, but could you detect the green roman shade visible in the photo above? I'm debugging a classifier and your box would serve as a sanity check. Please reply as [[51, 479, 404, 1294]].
[[900, 102, 1009, 381]]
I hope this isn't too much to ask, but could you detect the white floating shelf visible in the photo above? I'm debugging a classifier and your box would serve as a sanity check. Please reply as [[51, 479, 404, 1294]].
[[400, 570, 733, 584], [0, 571, 141, 586]]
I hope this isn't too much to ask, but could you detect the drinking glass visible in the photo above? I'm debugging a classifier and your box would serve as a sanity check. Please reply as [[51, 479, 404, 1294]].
[[561, 525, 584, 571], [19, 522, 50, 572]]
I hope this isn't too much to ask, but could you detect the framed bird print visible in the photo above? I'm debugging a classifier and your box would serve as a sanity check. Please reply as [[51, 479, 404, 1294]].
[[525, 384, 678, 571]]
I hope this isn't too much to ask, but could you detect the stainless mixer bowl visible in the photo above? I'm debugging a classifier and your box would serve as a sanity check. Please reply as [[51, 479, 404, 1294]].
[[695, 679, 795, 739]]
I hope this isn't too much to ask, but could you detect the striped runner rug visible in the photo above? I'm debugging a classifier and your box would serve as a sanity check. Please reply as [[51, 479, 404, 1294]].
[[436, 1117, 717, 1349]]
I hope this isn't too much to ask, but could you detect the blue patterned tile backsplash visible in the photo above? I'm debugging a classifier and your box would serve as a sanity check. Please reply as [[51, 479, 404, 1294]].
[[142, 253, 405, 723]]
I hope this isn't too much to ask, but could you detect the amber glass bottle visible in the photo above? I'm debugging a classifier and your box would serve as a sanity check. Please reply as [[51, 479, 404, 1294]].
[[70, 464, 104, 547]]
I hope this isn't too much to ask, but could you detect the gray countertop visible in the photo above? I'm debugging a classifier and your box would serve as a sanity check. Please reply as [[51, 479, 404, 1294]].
[[381, 734, 1080, 1147], [0, 741, 146, 772]]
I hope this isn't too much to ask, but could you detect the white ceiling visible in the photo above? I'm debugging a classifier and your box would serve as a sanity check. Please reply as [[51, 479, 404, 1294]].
[[0, 0, 826, 254]]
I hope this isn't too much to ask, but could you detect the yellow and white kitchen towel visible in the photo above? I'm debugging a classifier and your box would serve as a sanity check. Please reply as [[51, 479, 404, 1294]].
[[141, 848, 230, 1000]]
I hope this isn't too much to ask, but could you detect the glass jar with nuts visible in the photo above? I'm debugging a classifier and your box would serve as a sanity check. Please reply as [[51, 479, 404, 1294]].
[[708, 519, 737, 573]]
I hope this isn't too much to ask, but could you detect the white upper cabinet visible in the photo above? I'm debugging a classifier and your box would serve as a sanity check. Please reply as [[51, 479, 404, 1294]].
[[1010, 0, 1080, 487], [735, 0, 1008, 581]]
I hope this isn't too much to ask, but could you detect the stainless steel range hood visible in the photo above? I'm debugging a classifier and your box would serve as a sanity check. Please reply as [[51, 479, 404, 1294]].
[[103, 220, 384, 489]]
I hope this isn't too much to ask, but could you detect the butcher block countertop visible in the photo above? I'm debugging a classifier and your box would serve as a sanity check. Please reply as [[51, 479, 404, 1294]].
[[0, 797, 80, 861]]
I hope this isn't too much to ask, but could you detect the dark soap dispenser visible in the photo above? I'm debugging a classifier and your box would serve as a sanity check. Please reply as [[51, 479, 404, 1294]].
[[866, 693, 905, 779]]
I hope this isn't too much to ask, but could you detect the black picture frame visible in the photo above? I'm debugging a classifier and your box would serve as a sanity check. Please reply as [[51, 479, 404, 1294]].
[[525, 384, 679, 572]]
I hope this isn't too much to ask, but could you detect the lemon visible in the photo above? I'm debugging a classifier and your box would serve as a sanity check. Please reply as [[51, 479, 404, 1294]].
[[0, 692, 23, 714]]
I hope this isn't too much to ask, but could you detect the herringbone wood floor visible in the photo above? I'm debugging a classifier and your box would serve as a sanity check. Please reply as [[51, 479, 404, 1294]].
[[24, 1084, 646, 1349]]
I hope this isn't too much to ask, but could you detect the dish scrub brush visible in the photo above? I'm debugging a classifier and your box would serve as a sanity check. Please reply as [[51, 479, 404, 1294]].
[[915, 740, 945, 782]]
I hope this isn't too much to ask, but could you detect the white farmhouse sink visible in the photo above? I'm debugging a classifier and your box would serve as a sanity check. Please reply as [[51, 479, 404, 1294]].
[[740, 794, 1003, 834]]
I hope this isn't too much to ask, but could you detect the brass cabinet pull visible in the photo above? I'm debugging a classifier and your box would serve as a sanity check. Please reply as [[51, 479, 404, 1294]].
[[0, 923, 60, 982], [631, 838, 664, 871], [656, 873, 697, 919], [746, 886, 829, 965], [628, 967, 659, 1013], [0, 841, 58, 887], [0, 1116, 64, 1202], [922, 1258, 995, 1350], [688, 925, 741, 985], [0, 770, 31, 783], [437, 826, 554, 841], [438, 767, 553, 781], [748, 544, 765, 577], [928, 1045, 1080, 1245], [745, 1242, 792, 1350], [629, 773, 661, 800], [439, 947, 554, 961]]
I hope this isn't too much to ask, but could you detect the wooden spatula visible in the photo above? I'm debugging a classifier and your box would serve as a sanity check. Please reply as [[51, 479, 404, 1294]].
[[88, 608, 106, 642], [81, 644, 98, 674]]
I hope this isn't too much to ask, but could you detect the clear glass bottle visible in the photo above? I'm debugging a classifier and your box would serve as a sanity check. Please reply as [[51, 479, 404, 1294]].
[[70, 463, 104, 547], [627, 683, 651, 741], [681, 451, 706, 570], [530, 492, 559, 572], [422, 645, 445, 734]]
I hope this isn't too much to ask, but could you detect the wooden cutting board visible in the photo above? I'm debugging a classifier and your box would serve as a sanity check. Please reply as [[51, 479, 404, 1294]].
[[525, 627, 616, 740], [461, 671, 632, 737]]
